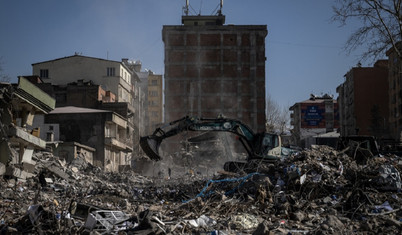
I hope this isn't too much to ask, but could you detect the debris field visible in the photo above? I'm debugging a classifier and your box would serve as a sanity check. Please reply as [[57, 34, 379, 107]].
[[0, 145, 401, 234]]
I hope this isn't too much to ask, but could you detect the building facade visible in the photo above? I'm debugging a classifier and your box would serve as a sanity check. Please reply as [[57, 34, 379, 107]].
[[31, 55, 145, 167], [32, 55, 133, 105], [147, 72, 163, 134], [336, 60, 389, 138], [45, 106, 132, 172], [289, 94, 339, 148], [387, 46, 402, 141], [162, 14, 267, 132]]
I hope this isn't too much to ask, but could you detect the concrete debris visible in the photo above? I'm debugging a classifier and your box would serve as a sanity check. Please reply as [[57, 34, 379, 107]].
[[0, 145, 401, 234], [0, 162, 5, 176]]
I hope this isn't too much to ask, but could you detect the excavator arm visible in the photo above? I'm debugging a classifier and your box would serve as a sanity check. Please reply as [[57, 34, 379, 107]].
[[140, 116, 260, 161]]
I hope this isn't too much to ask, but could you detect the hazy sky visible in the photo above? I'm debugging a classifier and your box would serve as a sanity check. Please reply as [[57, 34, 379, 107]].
[[0, 0, 371, 109]]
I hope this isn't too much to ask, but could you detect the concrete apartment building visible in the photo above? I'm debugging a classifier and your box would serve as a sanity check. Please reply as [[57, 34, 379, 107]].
[[33, 79, 116, 109], [32, 55, 133, 105], [31, 55, 140, 171], [121, 59, 164, 136], [336, 60, 389, 138], [45, 106, 132, 172], [147, 72, 163, 133], [162, 11, 267, 132], [289, 94, 339, 148]]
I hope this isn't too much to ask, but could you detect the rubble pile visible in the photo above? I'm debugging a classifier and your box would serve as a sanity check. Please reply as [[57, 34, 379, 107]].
[[1, 146, 402, 234]]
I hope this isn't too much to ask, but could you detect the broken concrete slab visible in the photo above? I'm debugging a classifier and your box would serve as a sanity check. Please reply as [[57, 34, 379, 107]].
[[5, 165, 32, 180], [0, 162, 5, 175], [22, 162, 36, 173], [44, 163, 70, 181]]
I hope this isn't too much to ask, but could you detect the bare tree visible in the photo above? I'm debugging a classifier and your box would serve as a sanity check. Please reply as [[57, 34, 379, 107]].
[[266, 95, 289, 134], [332, 0, 402, 61], [0, 57, 11, 83]]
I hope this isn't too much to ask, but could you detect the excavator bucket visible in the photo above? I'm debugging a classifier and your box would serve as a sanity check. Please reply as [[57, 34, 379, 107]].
[[140, 136, 162, 161]]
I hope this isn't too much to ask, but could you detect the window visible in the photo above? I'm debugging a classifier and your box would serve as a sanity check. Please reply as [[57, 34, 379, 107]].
[[151, 80, 158, 86], [48, 125, 54, 131], [107, 67, 115, 76], [46, 132, 54, 142], [149, 100, 156, 106], [149, 91, 158, 97], [40, 69, 49, 78]]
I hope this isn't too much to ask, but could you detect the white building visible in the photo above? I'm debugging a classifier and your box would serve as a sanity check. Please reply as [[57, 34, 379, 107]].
[[32, 55, 133, 105]]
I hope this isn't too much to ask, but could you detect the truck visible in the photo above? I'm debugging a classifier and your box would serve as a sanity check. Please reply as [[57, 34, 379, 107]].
[[140, 116, 292, 172]]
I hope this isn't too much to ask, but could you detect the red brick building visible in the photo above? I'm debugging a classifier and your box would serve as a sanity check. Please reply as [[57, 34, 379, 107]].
[[162, 15, 268, 132], [336, 60, 389, 138]]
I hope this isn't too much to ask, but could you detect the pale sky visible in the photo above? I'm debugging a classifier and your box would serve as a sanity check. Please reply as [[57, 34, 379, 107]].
[[0, 0, 371, 109]]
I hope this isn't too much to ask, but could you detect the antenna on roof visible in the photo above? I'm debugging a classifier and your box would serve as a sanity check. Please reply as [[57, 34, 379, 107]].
[[184, 0, 189, 16]]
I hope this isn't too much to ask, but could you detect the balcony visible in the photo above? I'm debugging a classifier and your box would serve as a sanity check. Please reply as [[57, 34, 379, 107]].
[[105, 137, 133, 152], [8, 126, 46, 149]]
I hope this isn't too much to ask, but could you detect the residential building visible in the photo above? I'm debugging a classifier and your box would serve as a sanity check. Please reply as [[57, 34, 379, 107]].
[[387, 46, 402, 141], [32, 55, 133, 105], [289, 94, 339, 148], [34, 79, 116, 108], [162, 11, 267, 132], [336, 60, 389, 138], [129, 62, 150, 136], [53, 142, 95, 164], [30, 79, 138, 169], [148, 72, 163, 133], [45, 106, 132, 172], [31, 55, 143, 166]]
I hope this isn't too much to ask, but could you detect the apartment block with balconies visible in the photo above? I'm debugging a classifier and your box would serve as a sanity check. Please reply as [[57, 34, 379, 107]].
[[45, 106, 132, 172], [32, 54, 133, 106]]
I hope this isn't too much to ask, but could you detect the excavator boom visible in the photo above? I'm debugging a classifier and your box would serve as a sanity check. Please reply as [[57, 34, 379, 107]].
[[140, 116, 258, 161]]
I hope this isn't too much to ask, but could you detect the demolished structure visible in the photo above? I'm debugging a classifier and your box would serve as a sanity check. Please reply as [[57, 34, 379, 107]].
[[0, 142, 401, 234], [0, 77, 55, 179], [45, 106, 133, 172]]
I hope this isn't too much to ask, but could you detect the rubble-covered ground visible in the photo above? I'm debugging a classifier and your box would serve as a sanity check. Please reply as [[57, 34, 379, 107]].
[[1, 145, 402, 234]]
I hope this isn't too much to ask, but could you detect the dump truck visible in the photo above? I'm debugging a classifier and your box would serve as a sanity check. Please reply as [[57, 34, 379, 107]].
[[140, 116, 292, 172]]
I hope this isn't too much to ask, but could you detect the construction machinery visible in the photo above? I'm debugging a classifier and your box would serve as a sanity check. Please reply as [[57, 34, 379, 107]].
[[140, 116, 287, 171]]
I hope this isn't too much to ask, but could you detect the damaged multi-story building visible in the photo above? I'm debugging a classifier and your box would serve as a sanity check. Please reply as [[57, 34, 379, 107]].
[[162, 2, 267, 132], [30, 55, 143, 171], [0, 77, 55, 179], [29, 54, 163, 171], [45, 106, 132, 172]]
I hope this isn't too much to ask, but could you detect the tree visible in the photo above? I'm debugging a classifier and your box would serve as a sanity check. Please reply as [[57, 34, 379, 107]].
[[0, 57, 10, 83], [265, 95, 289, 134], [332, 0, 402, 61]]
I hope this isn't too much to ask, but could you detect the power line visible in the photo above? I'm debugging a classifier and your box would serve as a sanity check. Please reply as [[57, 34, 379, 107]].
[[269, 40, 342, 49]]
